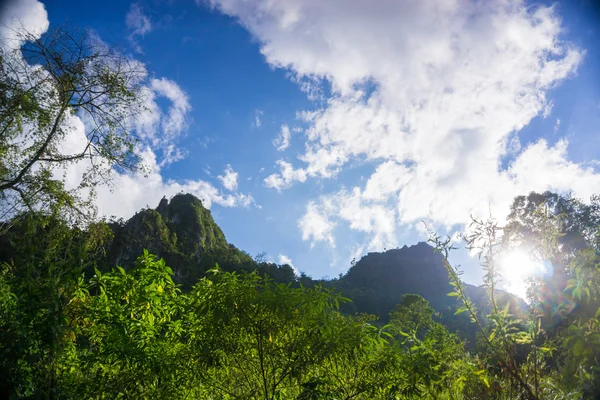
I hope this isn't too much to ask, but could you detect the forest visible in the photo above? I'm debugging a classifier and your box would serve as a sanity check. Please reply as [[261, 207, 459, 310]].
[[1, 21, 600, 400]]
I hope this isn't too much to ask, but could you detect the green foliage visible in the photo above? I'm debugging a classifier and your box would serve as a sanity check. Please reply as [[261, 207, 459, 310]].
[[0, 242, 483, 399], [0, 25, 146, 221], [66, 251, 190, 399], [428, 191, 600, 400], [2, 190, 600, 399], [0, 212, 112, 398], [389, 294, 435, 336]]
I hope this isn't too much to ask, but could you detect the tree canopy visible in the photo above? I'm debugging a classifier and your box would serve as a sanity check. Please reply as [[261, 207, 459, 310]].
[[0, 25, 146, 221]]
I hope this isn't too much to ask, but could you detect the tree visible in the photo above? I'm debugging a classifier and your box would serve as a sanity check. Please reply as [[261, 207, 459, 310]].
[[389, 294, 435, 337], [70, 251, 191, 399], [505, 192, 600, 328], [0, 24, 147, 220], [185, 268, 352, 399], [388, 294, 471, 398], [505, 191, 600, 279], [0, 212, 113, 398]]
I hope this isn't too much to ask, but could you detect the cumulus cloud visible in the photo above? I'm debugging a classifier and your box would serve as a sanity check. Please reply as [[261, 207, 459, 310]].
[[278, 254, 299, 275], [60, 119, 255, 219], [126, 3, 152, 53], [305, 162, 412, 252], [150, 78, 191, 139], [0, 0, 48, 50], [208, 0, 596, 250], [273, 124, 291, 151], [298, 201, 335, 248], [264, 160, 307, 191], [218, 164, 239, 191], [134, 77, 191, 165], [93, 151, 255, 219]]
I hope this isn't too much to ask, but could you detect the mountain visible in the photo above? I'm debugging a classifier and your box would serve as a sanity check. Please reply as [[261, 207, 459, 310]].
[[334, 243, 525, 317], [329, 243, 526, 345], [335, 243, 455, 317], [102, 194, 524, 324], [103, 193, 295, 287], [0, 193, 524, 340]]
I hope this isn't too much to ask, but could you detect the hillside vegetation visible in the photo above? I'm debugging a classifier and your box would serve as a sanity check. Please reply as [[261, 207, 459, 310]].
[[2, 191, 600, 399]]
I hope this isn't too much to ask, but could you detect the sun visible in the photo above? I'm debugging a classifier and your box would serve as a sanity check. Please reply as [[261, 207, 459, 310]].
[[499, 250, 544, 300]]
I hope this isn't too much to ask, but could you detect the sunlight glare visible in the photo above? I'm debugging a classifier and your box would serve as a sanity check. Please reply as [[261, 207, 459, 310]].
[[499, 250, 544, 300]]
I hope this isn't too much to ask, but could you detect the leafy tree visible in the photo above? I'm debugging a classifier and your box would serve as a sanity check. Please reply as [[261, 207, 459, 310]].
[[0, 213, 112, 398], [503, 192, 600, 395], [185, 268, 352, 399], [67, 251, 191, 399], [0, 25, 146, 220], [389, 294, 435, 337], [505, 192, 600, 321], [429, 191, 600, 399]]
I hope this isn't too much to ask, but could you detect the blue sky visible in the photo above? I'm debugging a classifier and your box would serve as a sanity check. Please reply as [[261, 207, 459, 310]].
[[4, 0, 600, 290]]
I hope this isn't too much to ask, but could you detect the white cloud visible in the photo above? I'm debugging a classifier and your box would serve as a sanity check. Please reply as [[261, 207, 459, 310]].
[[94, 151, 255, 219], [150, 78, 191, 139], [0, 0, 49, 51], [60, 122, 255, 219], [208, 0, 596, 250], [264, 160, 307, 191], [554, 118, 561, 134], [218, 164, 239, 191], [126, 3, 152, 53], [134, 78, 192, 165], [273, 124, 291, 151], [363, 161, 412, 201], [307, 164, 410, 251], [278, 254, 299, 275], [543, 101, 554, 119], [298, 201, 335, 248], [159, 144, 186, 167], [97, 169, 254, 220], [506, 139, 600, 202]]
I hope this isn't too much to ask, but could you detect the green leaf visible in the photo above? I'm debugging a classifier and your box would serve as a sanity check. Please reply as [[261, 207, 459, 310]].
[[481, 375, 490, 388], [454, 307, 468, 316]]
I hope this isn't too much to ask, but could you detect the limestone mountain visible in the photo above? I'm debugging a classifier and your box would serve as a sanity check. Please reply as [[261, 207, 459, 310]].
[[104, 193, 294, 287]]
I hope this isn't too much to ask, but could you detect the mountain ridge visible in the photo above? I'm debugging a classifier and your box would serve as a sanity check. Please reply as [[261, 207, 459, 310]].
[[104, 193, 524, 322], [0, 192, 524, 341]]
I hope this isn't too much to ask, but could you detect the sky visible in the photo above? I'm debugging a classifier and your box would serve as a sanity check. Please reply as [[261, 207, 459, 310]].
[[2, 0, 600, 292]]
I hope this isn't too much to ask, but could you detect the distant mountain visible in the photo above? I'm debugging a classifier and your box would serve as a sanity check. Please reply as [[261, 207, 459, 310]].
[[335, 243, 455, 317], [329, 243, 526, 345]]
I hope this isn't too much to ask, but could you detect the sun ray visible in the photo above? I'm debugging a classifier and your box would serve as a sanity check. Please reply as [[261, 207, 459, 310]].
[[499, 250, 545, 300]]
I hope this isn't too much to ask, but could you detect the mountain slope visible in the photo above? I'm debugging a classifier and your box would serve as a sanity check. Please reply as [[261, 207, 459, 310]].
[[106, 193, 254, 286], [105, 193, 297, 287], [335, 243, 457, 317]]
